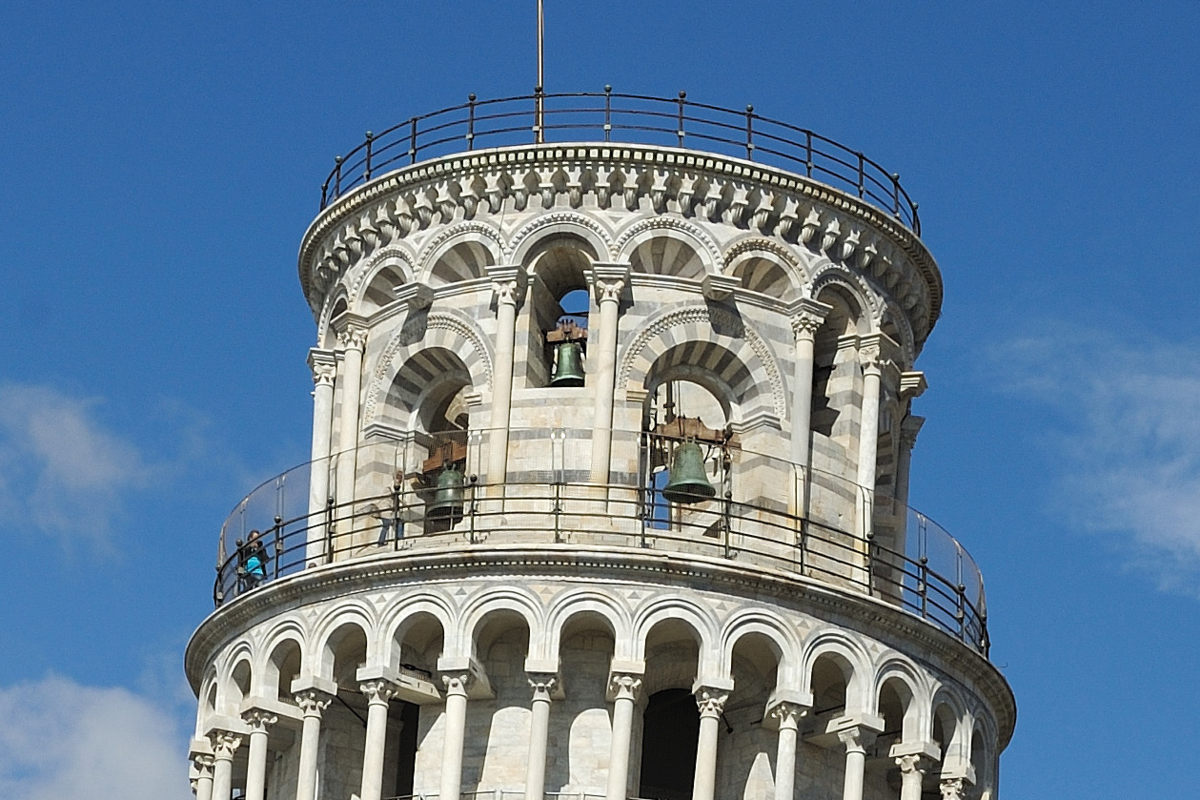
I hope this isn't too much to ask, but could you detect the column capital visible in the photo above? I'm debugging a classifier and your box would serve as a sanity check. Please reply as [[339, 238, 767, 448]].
[[899, 370, 928, 400], [694, 686, 730, 718], [939, 778, 965, 800], [607, 672, 643, 702], [192, 753, 216, 774], [836, 724, 877, 755], [527, 672, 558, 702], [308, 348, 338, 386], [895, 752, 936, 776], [442, 672, 475, 698], [360, 679, 399, 706], [293, 688, 334, 717], [765, 700, 808, 730], [487, 264, 528, 306], [787, 298, 832, 340], [337, 324, 368, 352], [208, 729, 243, 759], [241, 708, 278, 732], [587, 262, 631, 304]]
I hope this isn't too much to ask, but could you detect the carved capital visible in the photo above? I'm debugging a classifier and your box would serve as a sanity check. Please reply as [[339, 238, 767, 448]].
[[859, 344, 882, 374], [588, 262, 630, 305], [308, 348, 337, 387], [360, 679, 399, 706], [766, 700, 807, 729], [608, 673, 643, 702], [527, 673, 558, 702], [487, 265, 528, 307], [192, 753, 215, 776], [790, 311, 824, 340], [896, 753, 933, 776], [442, 672, 474, 698], [207, 730, 242, 760], [694, 686, 729, 718], [241, 708, 278, 732], [836, 725, 877, 754], [940, 778, 965, 800], [337, 324, 368, 352], [293, 688, 333, 717]]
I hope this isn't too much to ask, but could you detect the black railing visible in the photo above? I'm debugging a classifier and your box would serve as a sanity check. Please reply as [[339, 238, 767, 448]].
[[215, 477, 986, 657], [318, 89, 920, 235]]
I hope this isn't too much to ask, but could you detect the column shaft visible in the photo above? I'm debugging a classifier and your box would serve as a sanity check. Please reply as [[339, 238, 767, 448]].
[[294, 692, 330, 800], [589, 269, 626, 484], [359, 683, 395, 800], [486, 275, 522, 490], [335, 328, 366, 510], [524, 677, 555, 800], [209, 733, 241, 800], [605, 674, 642, 800], [837, 727, 874, 800], [307, 350, 336, 563], [439, 676, 471, 800], [773, 717, 799, 800], [789, 326, 817, 468], [691, 689, 727, 800], [193, 757, 214, 800], [855, 350, 884, 587], [241, 711, 276, 800]]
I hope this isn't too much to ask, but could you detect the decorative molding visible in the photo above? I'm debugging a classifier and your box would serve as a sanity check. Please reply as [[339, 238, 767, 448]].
[[613, 215, 724, 272], [505, 210, 617, 263]]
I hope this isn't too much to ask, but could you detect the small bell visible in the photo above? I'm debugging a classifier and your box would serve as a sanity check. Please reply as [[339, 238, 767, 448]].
[[550, 341, 586, 386], [661, 441, 716, 504], [427, 466, 465, 518]]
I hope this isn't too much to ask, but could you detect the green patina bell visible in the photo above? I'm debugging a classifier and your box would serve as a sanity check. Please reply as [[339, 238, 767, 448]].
[[550, 341, 586, 386], [428, 466, 465, 517], [662, 441, 716, 504]]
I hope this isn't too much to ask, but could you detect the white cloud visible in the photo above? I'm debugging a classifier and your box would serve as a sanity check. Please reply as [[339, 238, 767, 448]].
[[0, 676, 191, 800], [999, 326, 1200, 592], [0, 383, 153, 540]]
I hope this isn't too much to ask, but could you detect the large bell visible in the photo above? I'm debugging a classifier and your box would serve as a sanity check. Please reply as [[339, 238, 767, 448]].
[[428, 466, 465, 518], [661, 441, 716, 504], [550, 341, 585, 386]]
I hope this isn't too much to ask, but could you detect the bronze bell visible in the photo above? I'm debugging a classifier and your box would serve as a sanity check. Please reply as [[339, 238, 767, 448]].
[[550, 341, 585, 386], [661, 440, 716, 504], [428, 465, 465, 518]]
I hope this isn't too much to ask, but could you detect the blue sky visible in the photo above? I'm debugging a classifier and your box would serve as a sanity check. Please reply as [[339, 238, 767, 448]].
[[1, 0, 1198, 796]]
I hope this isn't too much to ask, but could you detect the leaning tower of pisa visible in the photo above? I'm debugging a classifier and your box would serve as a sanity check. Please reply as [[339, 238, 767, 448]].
[[186, 90, 1014, 800]]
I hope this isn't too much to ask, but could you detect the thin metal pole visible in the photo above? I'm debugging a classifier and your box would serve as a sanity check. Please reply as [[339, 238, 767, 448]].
[[536, 0, 545, 143]]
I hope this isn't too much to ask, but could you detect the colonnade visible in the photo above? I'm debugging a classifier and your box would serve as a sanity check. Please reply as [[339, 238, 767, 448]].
[[192, 672, 970, 800]]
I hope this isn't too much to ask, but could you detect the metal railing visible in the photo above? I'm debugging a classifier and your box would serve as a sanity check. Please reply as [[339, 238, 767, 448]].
[[214, 430, 986, 656], [318, 89, 920, 234]]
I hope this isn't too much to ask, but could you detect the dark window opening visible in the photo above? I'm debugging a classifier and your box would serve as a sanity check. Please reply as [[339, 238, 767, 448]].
[[639, 688, 699, 800]]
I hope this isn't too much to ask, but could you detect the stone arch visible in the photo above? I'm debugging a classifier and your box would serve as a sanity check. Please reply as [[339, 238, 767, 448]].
[[379, 593, 456, 671], [363, 309, 493, 428], [196, 670, 218, 737], [717, 609, 800, 690], [227, 654, 254, 714], [615, 217, 722, 278], [350, 246, 417, 315], [541, 589, 632, 662], [809, 263, 880, 334], [929, 684, 969, 771], [259, 626, 305, 703], [631, 596, 721, 681], [317, 287, 352, 350], [617, 304, 787, 423], [799, 629, 872, 713], [723, 237, 807, 301], [459, 587, 545, 662], [418, 222, 504, 286], [873, 658, 929, 744], [880, 301, 916, 368], [216, 641, 254, 715], [506, 211, 616, 265], [311, 603, 376, 683]]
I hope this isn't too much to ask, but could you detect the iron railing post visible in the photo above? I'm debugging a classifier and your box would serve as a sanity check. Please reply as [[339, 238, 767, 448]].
[[891, 172, 901, 218], [364, 131, 374, 180], [325, 496, 335, 564], [272, 515, 283, 579], [918, 556, 929, 619], [805, 131, 813, 177], [604, 85, 612, 142], [857, 152, 865, 198], [467, 94, 476, 150], [677, 90, 686, 147], [409, 117, 418, 164], [745, 104, 755, 160], [334, 155, 343, 196], [534, 85, 544, 144]]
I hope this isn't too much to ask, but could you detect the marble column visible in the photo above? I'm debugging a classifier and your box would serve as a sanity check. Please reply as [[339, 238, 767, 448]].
[[895, 754, 933, 800], [335, 324, 367, 511], [307, 348, 337, 563], [439, 673, 472, 800], [692, 687, 729, 800], [359, 680, 399, 800], [294, 689, 333, 800], [485, 266, 527, 493], [939, 777, 965, 800], [768, 702, 807, 800], [837, 726, 877, 800], [208, 731, 242, 800], [192, 754, 215, 800], [605, 673, 642, 800], [587, 263, 629, 485], [241, 710, 277, 800], [524, 674, 557, 800], [788, 301, 827, 516]]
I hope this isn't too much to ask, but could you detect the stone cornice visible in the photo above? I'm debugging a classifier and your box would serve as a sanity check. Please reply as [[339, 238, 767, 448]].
[[185, 542, 1014, 749], [297, 143, 942, 347]]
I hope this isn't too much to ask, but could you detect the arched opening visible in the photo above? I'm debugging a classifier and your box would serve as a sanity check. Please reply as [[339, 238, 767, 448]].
[[725, 633, 783, 800], [809, 287, 864, 443], [522, 238, 594, 388], [810, 653, 850, 718], [361, 263, 408, 315], [550, 611, 617, 793], [229, 659, 252, 713], [728, 253, 796, 300], [428, 241, 495, 287], [266, 639, 302, 705], [639, 689, 700, 800], [467, 610, 534, 793], [931, 702, 959, 783], [969, 725, 988, 800], [390, 613, 446, 799], [628, 236, 706, 279], [638, 618, 702, 800], [317, 623, 371, 800]]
